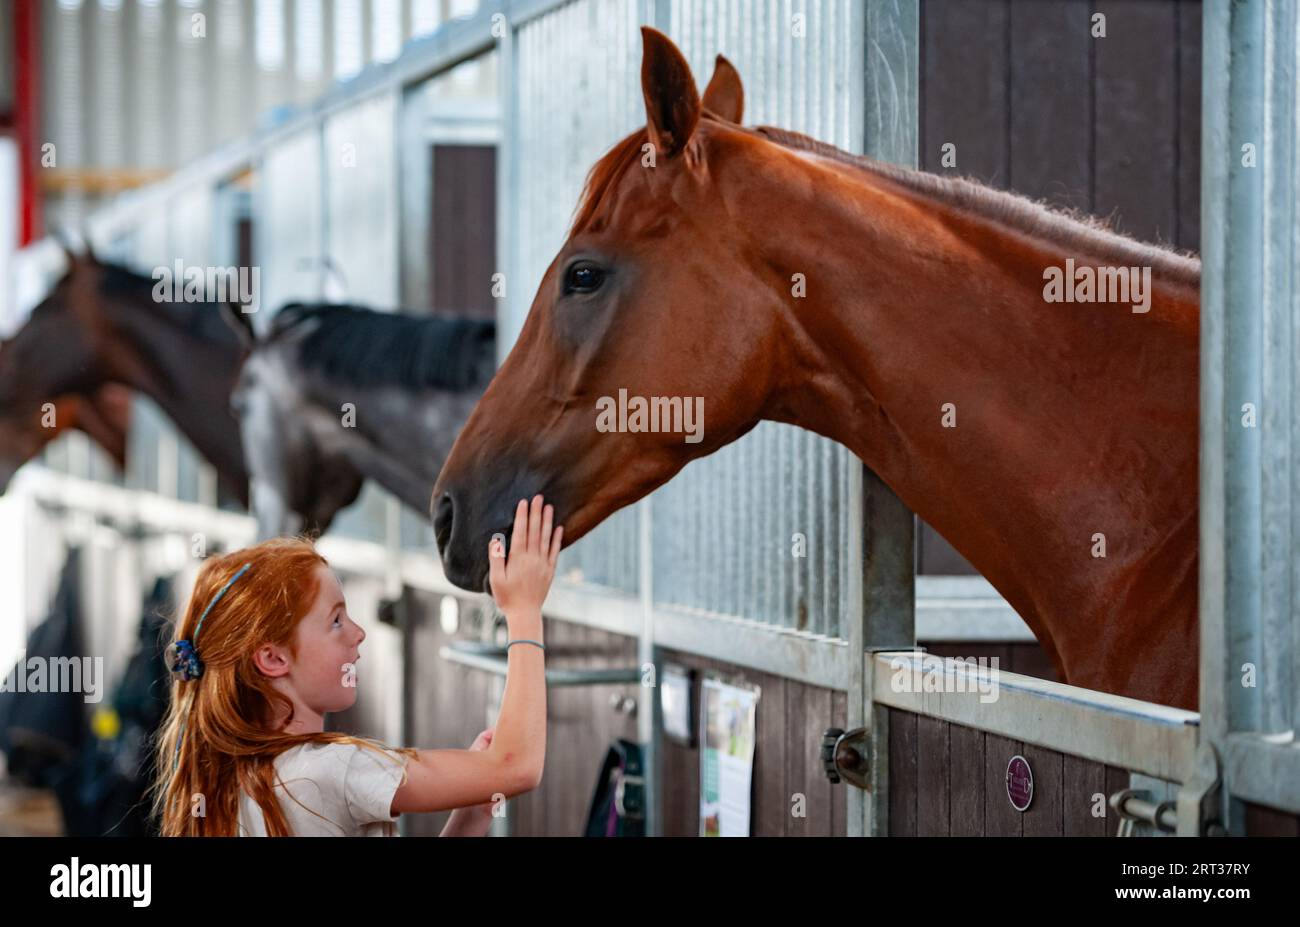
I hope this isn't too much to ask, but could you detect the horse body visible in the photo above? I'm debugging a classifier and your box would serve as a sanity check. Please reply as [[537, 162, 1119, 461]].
[[433, 30, 1200, 709], [0, 253, 250, 505], [750, 141, 1200, 706], [231, 303, 493, 538]]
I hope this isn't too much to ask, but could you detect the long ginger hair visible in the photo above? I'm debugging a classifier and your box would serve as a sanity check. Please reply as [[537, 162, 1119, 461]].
[[150, 538, 417, 836]]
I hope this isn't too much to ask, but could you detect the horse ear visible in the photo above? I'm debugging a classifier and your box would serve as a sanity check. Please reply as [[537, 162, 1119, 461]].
[[219, 302, 257, 351], [640, 27, 700, 157], [702, 54, 744, 123]]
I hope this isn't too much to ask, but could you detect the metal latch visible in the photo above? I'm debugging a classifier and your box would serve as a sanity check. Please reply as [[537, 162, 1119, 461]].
[[821, 727, 870, 790], [1110, 788, 1178, 836]]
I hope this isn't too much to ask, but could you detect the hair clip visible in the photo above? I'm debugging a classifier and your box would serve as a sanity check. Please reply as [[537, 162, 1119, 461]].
[[166, 562, 252, 684], [166, 638, 203, 681]]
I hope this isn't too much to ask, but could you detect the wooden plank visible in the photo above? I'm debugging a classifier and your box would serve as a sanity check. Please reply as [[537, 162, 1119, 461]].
[[1175, 0, 1201, 252], [916, 715, 950, 835], [1062, 754, 1108, 836], [1093, 0, 1179, 243], [785, 682, 835, 836], [1244, 802, 1300, 837], [949, 723, 985, 835], [1008, 641, 1059, 682], [431, 143, 497, 317], [984, 733, 1023, 835], [888, 707, 919, 835], [920, 0, 1010, 185], [1008, 0, 1092, 209], [751, 669, 787, 837], [1020, 744, 1064, 836]]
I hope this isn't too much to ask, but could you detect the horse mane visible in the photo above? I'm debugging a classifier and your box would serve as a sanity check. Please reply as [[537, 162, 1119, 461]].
[[751, 125, 1201, 288], [572, 120, 1199, 290], [267, 303, 496, 393], [571, 128, 651, 235], [43, 260, 245, 346]]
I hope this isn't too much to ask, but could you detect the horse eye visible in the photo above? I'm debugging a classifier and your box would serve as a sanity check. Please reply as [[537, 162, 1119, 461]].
[[564, 262, 605, 294]]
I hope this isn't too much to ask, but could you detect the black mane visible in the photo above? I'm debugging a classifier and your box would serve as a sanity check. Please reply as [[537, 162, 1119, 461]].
[[38, 259, 244, 347], [269, 303, 496, 392]]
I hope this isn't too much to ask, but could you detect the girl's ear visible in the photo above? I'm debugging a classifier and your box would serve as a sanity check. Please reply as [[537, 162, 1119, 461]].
[[252, 643, 291, 678]]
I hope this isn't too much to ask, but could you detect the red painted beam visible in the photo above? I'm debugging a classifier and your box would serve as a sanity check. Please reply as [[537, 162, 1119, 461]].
[[14, 0, 42, 245]]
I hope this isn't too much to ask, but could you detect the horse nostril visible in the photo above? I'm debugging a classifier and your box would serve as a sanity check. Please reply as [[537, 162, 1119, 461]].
[[433, 492, 454, 554]]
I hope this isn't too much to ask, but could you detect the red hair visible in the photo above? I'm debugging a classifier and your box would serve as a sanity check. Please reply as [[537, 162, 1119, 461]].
[[150, 537, 416, 836]]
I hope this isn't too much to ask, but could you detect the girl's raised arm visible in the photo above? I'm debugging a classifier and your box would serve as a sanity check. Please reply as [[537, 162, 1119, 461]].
[[391, 495, 560, 815]]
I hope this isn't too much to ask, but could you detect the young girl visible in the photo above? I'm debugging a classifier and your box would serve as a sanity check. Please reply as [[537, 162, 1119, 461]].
[[151, 495, 561, 836]]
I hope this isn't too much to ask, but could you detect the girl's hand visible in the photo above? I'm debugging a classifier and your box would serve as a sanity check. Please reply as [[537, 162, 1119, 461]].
[[488, 495, 562, 620]]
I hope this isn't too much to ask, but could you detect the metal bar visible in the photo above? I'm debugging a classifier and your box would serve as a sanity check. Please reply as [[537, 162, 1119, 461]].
[[438, 641, 643, 686], [637, 494, 660, 836], [1197, 0, 1300, 834], [1223, 734, 1300, 814], [875, 652, 1200, 782], [1112, 790, 1179, 834], [856, 0, 918, 838]]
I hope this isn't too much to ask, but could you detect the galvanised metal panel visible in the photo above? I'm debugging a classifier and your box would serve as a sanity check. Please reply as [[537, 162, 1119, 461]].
[[323, 92, 401, 308], [323, 92, 402, 544], [648, 0, 864, 637], [506, 0, 865, 615], [509, 0, 649, 593], [255, 127, 325, 324], [166, 186, 218, 505]]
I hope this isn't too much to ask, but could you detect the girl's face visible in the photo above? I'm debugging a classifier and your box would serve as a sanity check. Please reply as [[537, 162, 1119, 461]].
[[290, 564, 367, 714]]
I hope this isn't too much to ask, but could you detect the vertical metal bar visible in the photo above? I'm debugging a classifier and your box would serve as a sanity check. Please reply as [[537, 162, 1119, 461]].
[[1196, 0, 1269, 837], [638, 496, 660, 836], [1260, 0, 1297, 739], [854, 0, 917, 838]]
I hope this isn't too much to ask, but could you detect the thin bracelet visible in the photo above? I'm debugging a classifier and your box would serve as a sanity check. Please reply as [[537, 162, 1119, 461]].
[[507, 639, 546, 651]]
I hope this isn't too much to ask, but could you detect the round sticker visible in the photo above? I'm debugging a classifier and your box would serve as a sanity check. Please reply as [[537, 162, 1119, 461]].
[[1006, 755, 1033, 812]]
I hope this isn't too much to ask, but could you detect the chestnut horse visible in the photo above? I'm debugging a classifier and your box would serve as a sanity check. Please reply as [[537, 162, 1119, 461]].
[[433, 29, 1200, 709], [0, 251, 251, 505], [0, 381, 132, 492]]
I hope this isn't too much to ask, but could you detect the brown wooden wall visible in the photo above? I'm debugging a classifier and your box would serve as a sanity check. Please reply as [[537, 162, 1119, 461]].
[[656, 647, 849, 837], [916, 0, 1202, 576], [888, 708, 1138, 836], [889, 710, 1300, 836], [430, 143, 497, 318]]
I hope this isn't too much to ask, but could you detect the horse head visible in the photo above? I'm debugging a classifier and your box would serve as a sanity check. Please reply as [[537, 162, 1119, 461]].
[[433, 29, 788, 592]]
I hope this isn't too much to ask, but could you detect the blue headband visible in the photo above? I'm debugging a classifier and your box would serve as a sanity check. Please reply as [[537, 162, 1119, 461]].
[[169, 562, 252, 773]]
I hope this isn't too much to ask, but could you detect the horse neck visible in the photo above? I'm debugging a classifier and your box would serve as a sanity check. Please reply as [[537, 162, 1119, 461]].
[[303, 372, 484, 515], [757, 155, 1200, 700], [96, 286, 249, 498]]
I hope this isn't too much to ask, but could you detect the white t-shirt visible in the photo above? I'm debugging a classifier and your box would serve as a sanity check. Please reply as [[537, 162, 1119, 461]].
[[237, 741, 408, 837]]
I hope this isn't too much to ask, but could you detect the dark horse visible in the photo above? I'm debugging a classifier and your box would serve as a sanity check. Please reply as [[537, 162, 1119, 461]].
[[0, 251, 251, 505], [433, 30, 1200, 709], [224, 303, 494, 538], [0, 376, 132, 493]]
